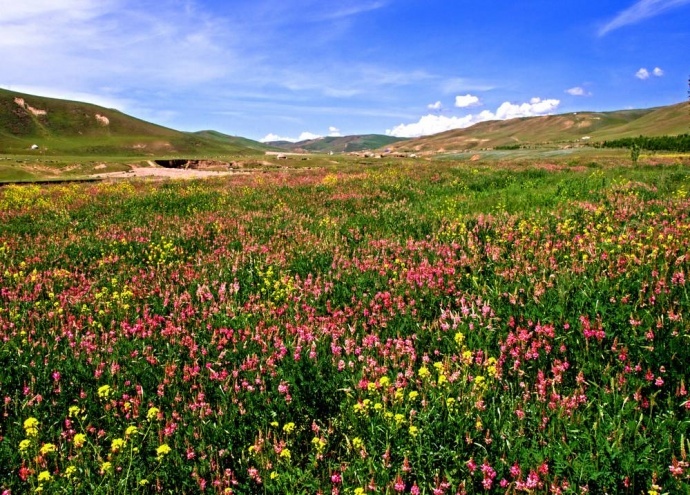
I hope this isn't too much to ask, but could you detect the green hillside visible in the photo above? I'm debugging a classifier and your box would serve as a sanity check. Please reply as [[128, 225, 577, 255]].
[[193, 130, 278, 153], [0, 89, 260, 156], [268, 134, 406, 153], [389, 102, 690, 152]]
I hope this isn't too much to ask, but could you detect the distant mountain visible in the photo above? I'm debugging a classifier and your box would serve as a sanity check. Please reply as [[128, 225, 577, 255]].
[[192, 130, 278, 153], [267, 134, 407, 153], [387, 102, 690, 153], [0, 89, 264, 156]]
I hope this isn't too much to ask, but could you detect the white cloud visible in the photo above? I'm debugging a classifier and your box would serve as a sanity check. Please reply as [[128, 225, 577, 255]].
[[599, 0, 690, 36], [260, 131, 323, 143], [386, 97, 560, 138], [428, 101, 443, 111], [493, 98, 560, 120], [636, 68, 651, 80], [386, 114, 475, 138], [298, 132, 323, 141], [261, 133, 294, 143], [328, 126, 342, 137], [454, 94, 481, 108], [566, 86, 591, 96], [653, 67, 664, 76]]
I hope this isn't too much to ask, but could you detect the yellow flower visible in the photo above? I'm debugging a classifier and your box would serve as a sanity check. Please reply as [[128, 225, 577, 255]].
[[100, 461, 112, 474], [147, 407, 160, 421], [125, 425, 138, 437], [373, 402, 383, 412], [312, 436, 327, 452], [37, 471, 52, 482], [68, 406, 80, 418], [394, 413, 406, 426], [111, 438, 126, 453], [282, 422, 295, 434], [354, 488, 366, 495], [24, 417, 39, 437], [64, 466, 77, 479], [156, 443, 171, 460], [379, 376, 390, 387], [409, 425, 419, 437], [279, 448, 291, 460], [454, 331, 465, 345], [270, 421, 279, 428], [408, 391, 419, 401], [418, 366, 430, 379], [73, 433, 87, 448], [97, 385, 111, 399], [437, 374, 448, 386], [39, 443, 57, 455], [352, 437, 364, 450], [367, 381, 377, 392], [270, 471, 279, 480], [19, 439, 32, 452], [139, 479, 149, 486]]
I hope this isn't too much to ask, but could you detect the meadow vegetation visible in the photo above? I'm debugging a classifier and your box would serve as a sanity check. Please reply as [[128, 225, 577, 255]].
[[1, 157, 690, 494]]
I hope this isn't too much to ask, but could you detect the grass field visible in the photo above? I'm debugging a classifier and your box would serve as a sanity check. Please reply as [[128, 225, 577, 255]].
[[1, 156, 690, 494]]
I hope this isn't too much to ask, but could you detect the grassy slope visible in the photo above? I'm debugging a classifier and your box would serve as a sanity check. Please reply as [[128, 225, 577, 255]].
[[392, 102, 690, 152], [0, 89, 260, 157], [268, 134, 406, 153]]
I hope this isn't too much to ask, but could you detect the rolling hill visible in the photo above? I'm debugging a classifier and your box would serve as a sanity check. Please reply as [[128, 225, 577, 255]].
[[267, 134, 406, 153], [0, 89, 267, 156], [387, 102, 690, 152]]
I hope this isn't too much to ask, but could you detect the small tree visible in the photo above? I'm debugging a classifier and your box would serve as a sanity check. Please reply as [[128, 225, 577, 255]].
[[630, 142, 641, 166]]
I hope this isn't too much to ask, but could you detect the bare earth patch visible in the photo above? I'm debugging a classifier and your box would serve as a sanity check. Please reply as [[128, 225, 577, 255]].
[[93, 164, 243, 180]]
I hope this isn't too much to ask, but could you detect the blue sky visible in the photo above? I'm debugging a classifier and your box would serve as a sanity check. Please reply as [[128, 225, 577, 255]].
[[1, 0, 688, 142]]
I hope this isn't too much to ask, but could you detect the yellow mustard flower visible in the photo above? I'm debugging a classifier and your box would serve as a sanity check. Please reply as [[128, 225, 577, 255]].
[[125, 425, 138, 437], [64, 466, 77, 479], [37, 471, 51, 482], [279, 448, 291, 460], [39, 443, 57, 455], [111, 438, 126, 453], [73, 433, 87, 448], [147, 407, 160, 421], [19, 439, 32, 452], [409, 425, 419, 437], [24, 417, 39, 437], [156, 443, 171, 460], [68, 406, 80, 418], [282, 422, 295, 434], [100, 461, 112, 474], [418, 366, 430, 379], [97, 385, 111, 399]]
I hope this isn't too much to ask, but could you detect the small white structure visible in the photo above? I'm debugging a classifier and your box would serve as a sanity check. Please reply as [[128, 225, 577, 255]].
[[31, 144, 39, 150]]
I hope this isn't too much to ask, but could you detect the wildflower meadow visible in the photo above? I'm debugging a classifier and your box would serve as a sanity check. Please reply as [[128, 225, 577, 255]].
[[1, 160, 689, 494]]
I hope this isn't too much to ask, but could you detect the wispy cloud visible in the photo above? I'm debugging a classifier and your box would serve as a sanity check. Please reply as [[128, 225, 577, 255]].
[[565, 86, 591, 96], [599, 0, 690, 36]]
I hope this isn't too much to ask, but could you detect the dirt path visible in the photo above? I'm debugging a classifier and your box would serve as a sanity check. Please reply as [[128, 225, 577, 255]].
[[93, 164, 243, 180]]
